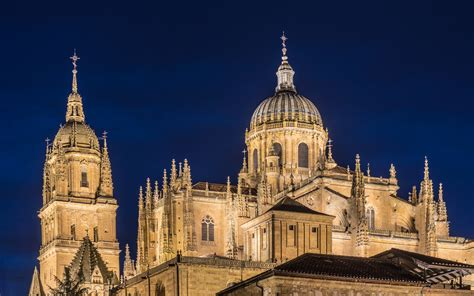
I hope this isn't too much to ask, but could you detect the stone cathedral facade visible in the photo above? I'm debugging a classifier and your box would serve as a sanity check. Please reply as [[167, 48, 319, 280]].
[[30, 36, 474, 296], [127, 37, 473, 274]]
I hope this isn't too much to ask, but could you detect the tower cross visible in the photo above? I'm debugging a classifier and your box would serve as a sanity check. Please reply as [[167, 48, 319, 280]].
[[70, 49, 80, 70], [280, 31, 288, 58]]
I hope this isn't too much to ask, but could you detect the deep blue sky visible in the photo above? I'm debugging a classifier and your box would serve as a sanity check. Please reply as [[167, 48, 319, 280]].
[[1, 0, 474, 294]]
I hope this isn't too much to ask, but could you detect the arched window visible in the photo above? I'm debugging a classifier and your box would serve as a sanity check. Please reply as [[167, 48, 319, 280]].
[[272, 142, 283, 167], [366, 207, 375, 230], [201, 215, 215, 241], [80, 164, 89, 187], [155, 282, 165, 296], [253, 149, 259, 173], [298, 143, 309, 168]]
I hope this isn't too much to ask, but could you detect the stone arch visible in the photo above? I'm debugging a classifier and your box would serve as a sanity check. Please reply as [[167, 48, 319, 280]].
[[272, 142, 283, 166], [155, 281, 165, 296], [298, 142, 309, 168], [201, 215, 215, 242], [252, 148, 258, 173]]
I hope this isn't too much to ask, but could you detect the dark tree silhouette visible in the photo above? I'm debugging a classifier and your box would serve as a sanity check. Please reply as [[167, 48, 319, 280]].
[[49, 267, 88, 296]]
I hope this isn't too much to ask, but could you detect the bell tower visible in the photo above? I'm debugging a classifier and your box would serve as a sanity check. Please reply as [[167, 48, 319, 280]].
[[37, 51, 119, 294]]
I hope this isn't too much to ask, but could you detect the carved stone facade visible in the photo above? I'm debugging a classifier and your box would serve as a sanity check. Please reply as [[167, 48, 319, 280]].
[[123, 35, 474, 294], [30, 37, 474, 296], [30, 52, 119, 296]]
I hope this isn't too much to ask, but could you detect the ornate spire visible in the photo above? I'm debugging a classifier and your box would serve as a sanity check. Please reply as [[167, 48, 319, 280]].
[[99, 131, 113, 197], [145, 177, 152, 208], [366, 163, 371, 181], [71, 49, 80, 93], [138, 186, 144, 209], [66, 50, 85, 123], [276, 31, 296, 93], [153, 180, 159, 205], [424, 156, 430, 181], [240, 149, 248, 173], [438, 183, 448, 222], [162, 169, 168, 195], [123, 243, 136, 279], [170, 159, 177, 187]]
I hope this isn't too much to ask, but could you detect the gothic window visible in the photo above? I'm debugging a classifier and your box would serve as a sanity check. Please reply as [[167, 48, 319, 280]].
[[298, 143, 309, 168], [81, 165, 89, 187], [155, 282, 165, 296], [272, 142, 283, 167], [93, 226, 99, 242], [366, 207, 375, 230], [201, 215, 215, 242], [71, 224, 76, 240], [253, 149, 259, 173]]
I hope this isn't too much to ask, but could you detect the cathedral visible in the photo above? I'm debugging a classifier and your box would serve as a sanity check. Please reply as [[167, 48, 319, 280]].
[[29, 35, 474, 296]]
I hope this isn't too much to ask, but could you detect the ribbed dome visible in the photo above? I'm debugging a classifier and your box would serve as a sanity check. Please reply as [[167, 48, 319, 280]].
[[250, 90, 323, 129], [53, 121, 99, 150], [250, 33, 323, 130]]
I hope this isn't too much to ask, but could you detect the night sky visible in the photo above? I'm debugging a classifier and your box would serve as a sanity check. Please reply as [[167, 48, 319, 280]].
[[1, 1, 474, 294]]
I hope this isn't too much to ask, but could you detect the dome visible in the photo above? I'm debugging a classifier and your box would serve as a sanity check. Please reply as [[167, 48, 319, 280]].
[[53, 121, 100, 150], [250, 91, 323, 129], [250, 33, 323, 130]]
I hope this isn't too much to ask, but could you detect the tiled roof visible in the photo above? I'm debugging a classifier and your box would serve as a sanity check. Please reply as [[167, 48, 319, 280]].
[[192, 182, 257, 195], [274, 252, 423, 283], [373, 248, 474, 269], [266, 196, 332, 216]]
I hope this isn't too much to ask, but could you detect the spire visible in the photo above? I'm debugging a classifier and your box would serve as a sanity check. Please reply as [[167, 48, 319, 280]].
[[71, 49, 79, 93], [410, 185, 418, 204], [99, 131, 113, 197], [275, 31, 296, 93], [66, 50, 85, 123], [153, 180, 160, 204], [145, 177, 152, 208], [241, 149, 248, 173], [438, 183, 448, 222], [123, 243, 136, 279], [162, 169, 168, 195], [424, 156, 430, 181], [170, 159, 177, 187], [138, 186, 144, 209], [366, 163, 371, 181], [226, 176, 231, 194]]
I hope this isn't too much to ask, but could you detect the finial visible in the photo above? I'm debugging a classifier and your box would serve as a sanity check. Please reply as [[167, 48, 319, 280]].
[[424, 156, 430, 180], [102, 131, 108, 148], [390, 163, 396, 178], [327, 139, 334, 161], [438, 183, 444, 202], [69, 49, 80, 93], [281, 31, 288, 61], [354, 154, 362, 177], [45, 138, 50, 154], [367, 163, 371, 178], [241, 149, 248, 172]]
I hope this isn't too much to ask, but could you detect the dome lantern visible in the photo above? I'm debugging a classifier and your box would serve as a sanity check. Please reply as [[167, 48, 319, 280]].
[[276, 32, 296, 93]]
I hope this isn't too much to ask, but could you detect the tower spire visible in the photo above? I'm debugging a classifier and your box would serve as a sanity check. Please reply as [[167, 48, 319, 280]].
[[276, 31, 296, 93], [70, 49, 80, 93], [66, 49, 85, 123]]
